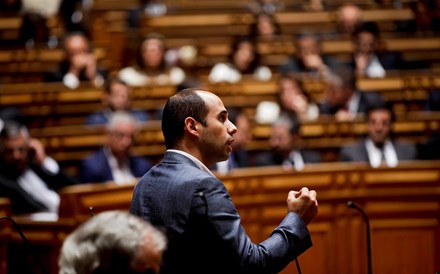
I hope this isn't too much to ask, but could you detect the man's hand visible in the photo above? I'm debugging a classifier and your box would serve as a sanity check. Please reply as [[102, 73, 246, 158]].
[[287, 187, 318, 224], [27, 138, 46, 166]]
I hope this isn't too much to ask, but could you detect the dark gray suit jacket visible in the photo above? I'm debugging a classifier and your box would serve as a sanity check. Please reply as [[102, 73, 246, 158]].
[[340, 139, 417, 163], [130, 151, 312, 274], [255, 149, 322, 167]]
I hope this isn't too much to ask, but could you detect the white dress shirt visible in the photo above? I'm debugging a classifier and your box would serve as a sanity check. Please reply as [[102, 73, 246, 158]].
[[17, 157, 60, 213], [365, 138, 398, 168]]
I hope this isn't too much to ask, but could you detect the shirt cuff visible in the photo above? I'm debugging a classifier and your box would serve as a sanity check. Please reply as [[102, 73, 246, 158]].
[[42, 157, 60, 174]]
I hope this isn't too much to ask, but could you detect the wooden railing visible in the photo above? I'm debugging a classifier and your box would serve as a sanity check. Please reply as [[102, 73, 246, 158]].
[[4, 161, 439, 274], [2, 72, 438, 128], [0, 199, 11, 274], [25, 111, 440, 174], [0, 47, 109, 83]]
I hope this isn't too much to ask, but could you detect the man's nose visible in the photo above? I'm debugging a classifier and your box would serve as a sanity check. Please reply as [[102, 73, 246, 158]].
[[228, 121, 237, 135]]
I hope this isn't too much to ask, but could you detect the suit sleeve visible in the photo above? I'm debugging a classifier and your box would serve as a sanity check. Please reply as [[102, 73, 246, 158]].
[[194, 176, 312, 273]]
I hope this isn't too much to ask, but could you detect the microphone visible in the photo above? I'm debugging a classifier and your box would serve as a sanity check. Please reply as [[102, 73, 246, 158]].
[[347, 201, 373, 274], [0, 216, 49, 274]]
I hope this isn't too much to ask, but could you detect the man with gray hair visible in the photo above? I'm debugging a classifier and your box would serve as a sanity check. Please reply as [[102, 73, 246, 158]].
[[0, 121, 77, 215], [78, 111, 152, 184], [59, 210, 167, 274]]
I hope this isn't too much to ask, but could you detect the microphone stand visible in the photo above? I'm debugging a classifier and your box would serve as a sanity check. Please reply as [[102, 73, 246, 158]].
[[0, 216, 49, 274], [347, 201, 372, 274]]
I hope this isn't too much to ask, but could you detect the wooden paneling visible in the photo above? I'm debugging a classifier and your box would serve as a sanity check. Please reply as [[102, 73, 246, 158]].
[[5, 161, 440, 274], [0, 199, 11, 274]]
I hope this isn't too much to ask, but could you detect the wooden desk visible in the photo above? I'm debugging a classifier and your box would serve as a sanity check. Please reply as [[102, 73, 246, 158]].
[[11, 161, 438, 274], [26, 110, 440, 173], [217, 161, 440, 274], [0, 47, 108, 83], [0, 199, 11, 274]]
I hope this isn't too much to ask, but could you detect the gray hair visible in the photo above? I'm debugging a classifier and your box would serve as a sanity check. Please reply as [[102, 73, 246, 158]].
[[107, 111, 138, 132], [59, 210, 167, 274], [0, 122, 29, 150]]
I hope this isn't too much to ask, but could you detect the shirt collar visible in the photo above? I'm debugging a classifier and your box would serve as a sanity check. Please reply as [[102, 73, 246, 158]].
[[167, 149, 215, 177]]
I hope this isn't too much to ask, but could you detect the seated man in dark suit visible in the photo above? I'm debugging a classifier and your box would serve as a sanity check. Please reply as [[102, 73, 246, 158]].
[[278, 31, 342, 77], [44, 31, 106, 89], [0, 122, 77, 215], [255, 115, 321, 170], [78, 111, 153, 184], [319, 69, 384, 121], [84, 77, 151, 125], [340, 102, 417, 167], [348, 21, 407, 78]]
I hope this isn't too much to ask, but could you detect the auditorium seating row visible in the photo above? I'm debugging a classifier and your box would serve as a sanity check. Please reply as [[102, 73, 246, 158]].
[[21, 110, 439, 175], [2, 35, 440, 84], [2, 5, 430, 77], [1, 73, 438, 126], [1, 161, 439, 274]]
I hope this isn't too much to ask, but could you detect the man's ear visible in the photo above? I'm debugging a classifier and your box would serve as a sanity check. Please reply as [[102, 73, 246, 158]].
[[184, 117, 199, 137]]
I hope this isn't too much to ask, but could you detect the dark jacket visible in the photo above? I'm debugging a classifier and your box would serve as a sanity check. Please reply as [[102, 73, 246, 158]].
[[0, 161, 77, 215], [130, 151, 312, 274], [78, 147, 152, 183]]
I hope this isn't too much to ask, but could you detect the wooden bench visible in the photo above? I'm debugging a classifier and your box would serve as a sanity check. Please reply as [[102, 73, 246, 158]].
[[26, 111, 440, 174], [138, 8, 414, 38], [90, 7, 416, 67], [0, 199, 11, 274], [0, 83, 176, 127], [1, 72, 438, 128], [190, 36, 440, 72], [10, 161, 438, 274]]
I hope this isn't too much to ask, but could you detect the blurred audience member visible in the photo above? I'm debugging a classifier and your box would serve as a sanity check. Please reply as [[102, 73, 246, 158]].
[[59, 0, 93, 35], [303, 0, 325, 11], [349, 21, 405, 78], [211, 107, 252, 174], [255, 115, 321, 170], [319, 69, 383, 121], [249, 12, 282, 42], [340, 102, 417, 167], [0, 122, 77, 215], [59, 210, 167, 274], [78, 111, 153, 184], [255, 74, 319, 124], [209, 36, 272, 83], [118, 33, 186, 87], [128, 0, 167, 28], [18, 12, 50, 48], [21, 0, 61, 18], [84, 77, 150, 125], [248, 0, 285, 14], [337, 2, 363, 36], [44, 32, 106, 89], [279, 32, 341, 76]]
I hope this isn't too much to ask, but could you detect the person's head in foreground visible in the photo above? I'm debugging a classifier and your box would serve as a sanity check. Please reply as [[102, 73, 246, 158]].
[[58, 210, 167, 274]]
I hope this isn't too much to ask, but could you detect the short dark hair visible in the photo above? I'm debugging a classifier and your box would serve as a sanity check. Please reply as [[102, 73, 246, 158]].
[[161, 88, 208, 149], [104, 77, 129, 95], [352, 21, 380, 39], [366, 101, 396, 122]]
